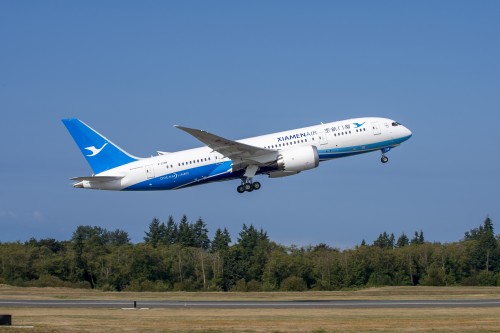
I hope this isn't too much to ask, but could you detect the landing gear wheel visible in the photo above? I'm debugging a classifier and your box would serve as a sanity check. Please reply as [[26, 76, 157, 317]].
[[381, 156, 389, 163], [237, 176, 261, 193]]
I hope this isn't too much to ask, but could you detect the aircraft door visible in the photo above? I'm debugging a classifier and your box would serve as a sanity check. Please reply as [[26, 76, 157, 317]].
[[372, 122, 381, 135], [318, 132, 328, 145], [145, 164, 155, 179], [212, 151, 224, 165]]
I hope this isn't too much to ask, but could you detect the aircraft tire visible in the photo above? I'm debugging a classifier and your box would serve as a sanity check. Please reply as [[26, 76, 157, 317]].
[[381, 156, 389, 163], [253, 182, 261, 190], [237, 185, 245, 193]]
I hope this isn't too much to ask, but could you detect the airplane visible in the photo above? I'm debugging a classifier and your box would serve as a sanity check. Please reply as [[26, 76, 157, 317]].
[[62, 117, 412, 193]]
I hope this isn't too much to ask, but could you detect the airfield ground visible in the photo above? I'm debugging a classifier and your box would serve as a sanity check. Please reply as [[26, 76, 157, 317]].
[[0, 285, 499, 332]]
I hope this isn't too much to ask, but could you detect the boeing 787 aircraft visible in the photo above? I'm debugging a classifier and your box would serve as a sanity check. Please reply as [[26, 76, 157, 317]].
[[62, 117, 412, 193]]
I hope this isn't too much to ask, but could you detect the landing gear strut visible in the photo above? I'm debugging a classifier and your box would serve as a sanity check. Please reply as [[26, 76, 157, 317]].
[[237, 178, 261, 193], [237, 165, 261, 193], [380, 147, 391, 164]]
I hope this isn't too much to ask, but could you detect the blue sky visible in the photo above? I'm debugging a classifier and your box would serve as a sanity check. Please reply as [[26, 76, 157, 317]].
[[1, 1, 499, 248]]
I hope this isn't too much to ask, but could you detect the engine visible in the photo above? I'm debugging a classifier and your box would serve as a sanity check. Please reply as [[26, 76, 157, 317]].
[[268, 146, 319, 177]]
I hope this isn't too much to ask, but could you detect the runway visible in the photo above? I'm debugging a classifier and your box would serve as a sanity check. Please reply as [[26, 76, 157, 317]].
[[1, 299, 499, 309]]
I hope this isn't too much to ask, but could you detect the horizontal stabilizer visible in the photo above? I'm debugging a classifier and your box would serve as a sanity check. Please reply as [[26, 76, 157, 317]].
[[70, 176, 124, 182]]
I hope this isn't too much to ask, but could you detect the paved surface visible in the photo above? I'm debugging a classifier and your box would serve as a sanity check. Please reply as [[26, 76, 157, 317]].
[[1, 299, 500, 309]]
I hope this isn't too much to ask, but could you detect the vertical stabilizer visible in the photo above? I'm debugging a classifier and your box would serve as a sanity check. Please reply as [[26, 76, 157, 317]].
[[62, 119, 138, 174]]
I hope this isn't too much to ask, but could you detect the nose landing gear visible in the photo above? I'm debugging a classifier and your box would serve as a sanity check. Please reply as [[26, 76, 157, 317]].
[[380, 147, 392, 164]]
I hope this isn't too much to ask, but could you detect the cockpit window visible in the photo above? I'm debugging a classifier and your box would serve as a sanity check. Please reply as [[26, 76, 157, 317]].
[[392, 122, 402, 126]]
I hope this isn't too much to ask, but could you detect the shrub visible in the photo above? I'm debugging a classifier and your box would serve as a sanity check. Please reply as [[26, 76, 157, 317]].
[[280, 276, 307, 291]]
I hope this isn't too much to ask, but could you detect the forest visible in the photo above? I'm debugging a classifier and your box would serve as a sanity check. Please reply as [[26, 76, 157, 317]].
[[0, 216, 498, 291]]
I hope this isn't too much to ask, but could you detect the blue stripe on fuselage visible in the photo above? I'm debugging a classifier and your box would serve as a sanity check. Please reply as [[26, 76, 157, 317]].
[[124, 161, 235, 191]]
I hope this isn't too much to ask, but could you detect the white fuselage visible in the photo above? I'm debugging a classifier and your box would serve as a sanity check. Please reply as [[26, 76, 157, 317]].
[[78, 117, 412, 191]]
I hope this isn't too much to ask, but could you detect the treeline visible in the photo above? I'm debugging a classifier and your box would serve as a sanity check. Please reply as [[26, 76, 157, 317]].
[[0, 216, 498, 291]]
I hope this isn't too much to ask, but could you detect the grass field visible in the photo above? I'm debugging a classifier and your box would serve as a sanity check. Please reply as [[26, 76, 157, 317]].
[[1, 285, 499, 332]]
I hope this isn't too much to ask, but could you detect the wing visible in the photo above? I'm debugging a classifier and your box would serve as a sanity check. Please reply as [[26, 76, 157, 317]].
[[175, 125, 279, 171]]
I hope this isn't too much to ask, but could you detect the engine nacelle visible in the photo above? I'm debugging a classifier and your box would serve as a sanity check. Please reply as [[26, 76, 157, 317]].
[[276, 146, 319, 172]]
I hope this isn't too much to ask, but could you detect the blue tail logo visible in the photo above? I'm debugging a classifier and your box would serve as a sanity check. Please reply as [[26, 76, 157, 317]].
[[62, 119, 138, 174]]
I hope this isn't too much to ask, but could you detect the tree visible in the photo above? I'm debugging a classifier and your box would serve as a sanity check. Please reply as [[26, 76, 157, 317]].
[[396, 233, 409, 248], [234, 224, 271, 282], [210, 228, 232, 290], [192, 218, 210, 250], [373, 232, 394, 249], [164, 215, 178, 245], [71, 226, 110, 288], [2, 215, 499, 291], [464, 216, 498, 272], [421, 263, 446, 286], [178, 215, 195, 247], [211, 228, 231, 253], [411, 230, 424, 245], [108, 229, 130, 246], [25, 238, 63, 253], [144, 217, 164, 248]]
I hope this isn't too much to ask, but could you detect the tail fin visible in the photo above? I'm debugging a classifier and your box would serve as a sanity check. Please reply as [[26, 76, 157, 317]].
[[62, 118, 138, 174]]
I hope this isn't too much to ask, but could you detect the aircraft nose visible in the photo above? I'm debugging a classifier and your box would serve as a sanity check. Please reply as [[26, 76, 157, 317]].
[[403, 126, 412, 139]]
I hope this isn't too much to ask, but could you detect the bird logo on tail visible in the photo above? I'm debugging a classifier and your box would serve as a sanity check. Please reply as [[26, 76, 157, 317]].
[[85, 143, 108, 156]]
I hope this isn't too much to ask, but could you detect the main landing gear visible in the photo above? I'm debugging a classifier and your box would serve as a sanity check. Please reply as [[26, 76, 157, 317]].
[[237, 179, 261, 193], [237, 165, 261, 193], [380, 147, 392, 164]]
